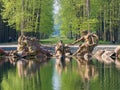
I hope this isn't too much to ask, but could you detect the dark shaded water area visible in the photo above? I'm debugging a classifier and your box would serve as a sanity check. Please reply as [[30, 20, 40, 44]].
[[0, 55, 120, 90]]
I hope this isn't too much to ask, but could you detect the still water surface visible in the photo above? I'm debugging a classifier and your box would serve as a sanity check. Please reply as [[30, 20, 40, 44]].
[[0, 56, 120, 90]]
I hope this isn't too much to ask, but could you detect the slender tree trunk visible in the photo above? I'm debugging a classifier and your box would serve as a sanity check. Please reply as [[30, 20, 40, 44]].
[[103, 4, 107, 41], [34, 0, 41, 39], [85, 0, 90, 30], [21, 0, 25, 36], [99, 7, 102, 40]]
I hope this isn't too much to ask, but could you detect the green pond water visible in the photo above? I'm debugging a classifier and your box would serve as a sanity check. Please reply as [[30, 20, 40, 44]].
[[0, 56, 120, 90]]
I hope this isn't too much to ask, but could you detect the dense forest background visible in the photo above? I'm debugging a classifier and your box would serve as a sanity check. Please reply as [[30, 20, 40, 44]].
[[0, 0, 120, 43]]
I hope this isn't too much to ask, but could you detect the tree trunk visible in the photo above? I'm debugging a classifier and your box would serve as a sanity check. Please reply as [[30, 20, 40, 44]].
[[21, 0, 25, 36], [103, 17, 106, 41], [85, 0, 90, 30]]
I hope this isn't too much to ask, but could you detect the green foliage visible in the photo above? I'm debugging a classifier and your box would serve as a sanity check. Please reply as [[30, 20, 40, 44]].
[[99, 40, 110, 44], [0, 0, 54, 36], [40, 0, 54, 35], [57, 0, 120, 42], [59, 0, 99, 36]]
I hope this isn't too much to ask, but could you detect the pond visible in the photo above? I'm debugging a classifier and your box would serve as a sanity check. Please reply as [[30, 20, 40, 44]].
[[0, 56, 120, 90]]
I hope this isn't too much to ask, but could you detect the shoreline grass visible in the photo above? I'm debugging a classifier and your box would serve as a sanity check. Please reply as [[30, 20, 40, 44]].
[[40, 37, 74, 45], [0, 37, 117, 45]]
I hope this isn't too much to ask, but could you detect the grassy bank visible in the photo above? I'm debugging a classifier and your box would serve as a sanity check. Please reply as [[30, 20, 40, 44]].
[[0, 37, 113, 45], [40, 37, 74, 45], [40, 37, 112, 45]]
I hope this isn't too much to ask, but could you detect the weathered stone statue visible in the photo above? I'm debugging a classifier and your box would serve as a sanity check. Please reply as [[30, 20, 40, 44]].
[[71, 30, 98, 56], [114, 46, 120, 59], [64, 44, 72, 56], [9, 35, 52, 61], [94, 46, 120, 64], [55, 40, 71, 57], [55, 40, 65, 57]]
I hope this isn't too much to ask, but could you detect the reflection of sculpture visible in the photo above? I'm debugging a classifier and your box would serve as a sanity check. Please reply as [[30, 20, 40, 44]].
[[55, 55, 72, 74], [17, 59, 41, 77], [0, 57, 8, 65], [74, 56, 98, 83], [71, 30, 98, 56]]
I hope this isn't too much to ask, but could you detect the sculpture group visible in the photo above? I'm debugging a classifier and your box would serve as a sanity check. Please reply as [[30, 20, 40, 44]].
[[55, 30, 98, 60], [0, 30, 120, 64]]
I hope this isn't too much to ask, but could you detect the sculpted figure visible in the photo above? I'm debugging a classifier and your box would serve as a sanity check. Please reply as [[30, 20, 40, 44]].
[[94, 46, 120, 63], [71, 30, 98, 56], [10, 35, 51, 60], [64, 44, 71, 56], [55, 40, 65, 56], [55, 41, 72, 57], [114, 46, 120, 59], [101, 50, 115, 64], [16, 36, 29, 57]]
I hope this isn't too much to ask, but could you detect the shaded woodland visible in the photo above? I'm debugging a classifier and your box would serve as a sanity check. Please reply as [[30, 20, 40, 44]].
[[0, 0, 54, 42], [57, 0, 120, 43], [0, 0, 120, 43]]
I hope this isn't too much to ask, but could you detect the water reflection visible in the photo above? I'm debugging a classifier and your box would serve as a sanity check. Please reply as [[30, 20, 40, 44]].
[[1, 54, 120, 90], [55, 56, 72, 74], [73, 56, 98, 90], [0, 57, 8, 66], [52, 56, 72, 90], [17, 59, 40, 78], [75, 56, 98, 81], [0, 56, 53, 90], [53, 55, 99, 90]]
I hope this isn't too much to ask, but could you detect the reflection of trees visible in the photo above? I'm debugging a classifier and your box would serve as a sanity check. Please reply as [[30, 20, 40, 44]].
[[58, 56, 99, 90], [0, 57, 14, 90], [94, 50, 120, 89], [1, 68, 42, 90], [0, 57, 53, 90], [96, 60, 120, 90], [0, 57, 42, 90]]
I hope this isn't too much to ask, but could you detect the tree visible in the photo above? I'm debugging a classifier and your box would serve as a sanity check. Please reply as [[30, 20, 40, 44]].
[[59, 0, 98, 39], [1, 0, 54, 38]]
